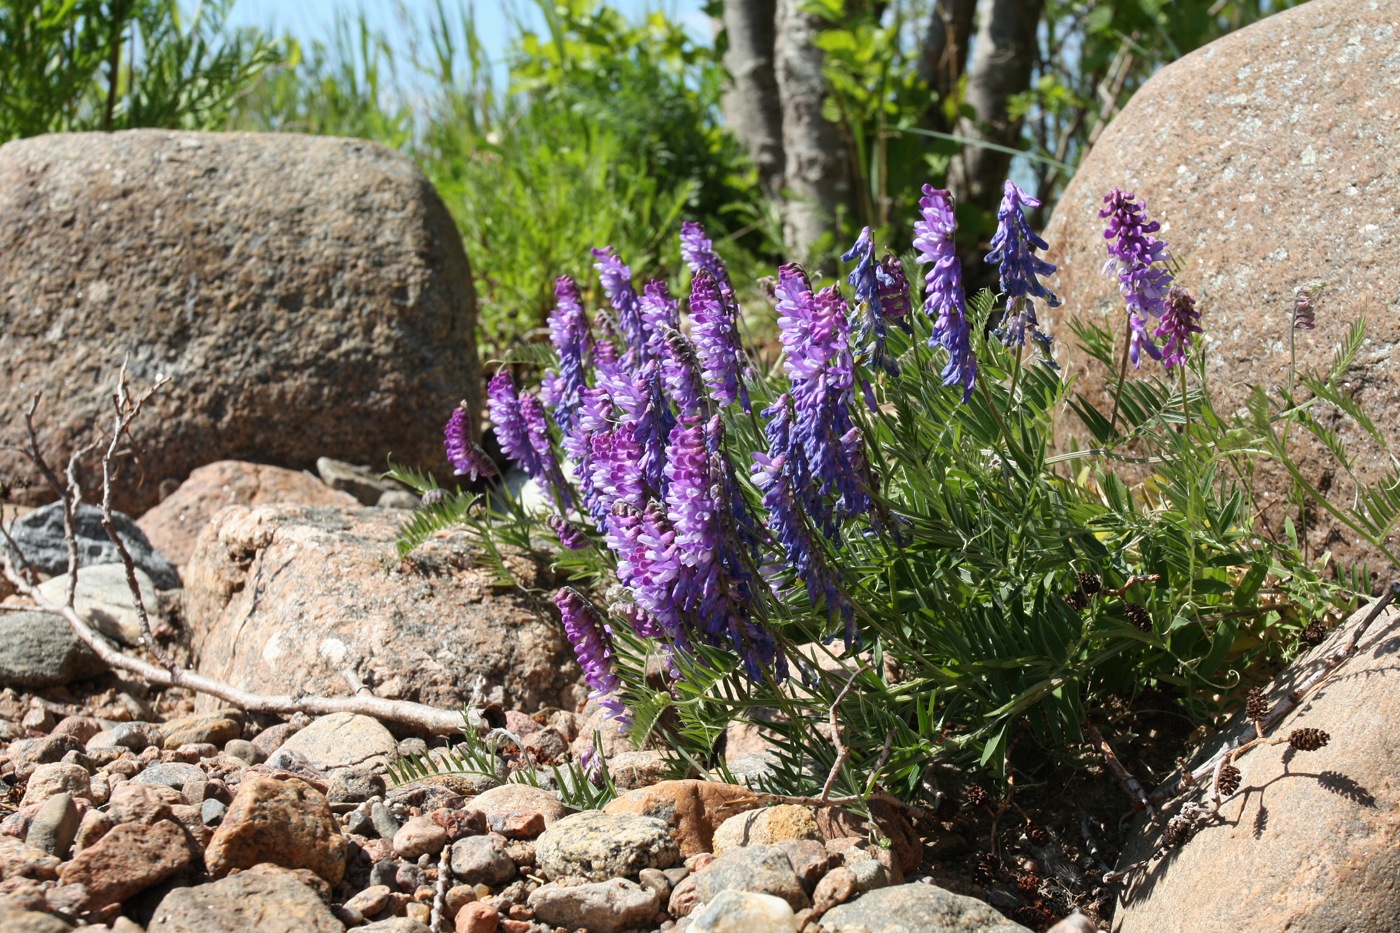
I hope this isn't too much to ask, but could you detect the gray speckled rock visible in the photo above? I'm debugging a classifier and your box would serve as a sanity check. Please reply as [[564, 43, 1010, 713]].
[[1042, 0, 1400, 570], [535, 810, 680, 882], [24, 792, 78, 857], [528, 878, 661, 933], [819, 883, 1031, 933], [0, 611, 107, 688], [449, 834, 516, 886], [147, 870, 345, 932], [693, 843, 809, 910], [0, 130, 482, 518], [270, 712, 397, 774], [37, 563, 163, 647], [689, 890, 797, 933], [0, 906, 72, 933], [3, 502, 180, 589], [133, 762, 205, 790]]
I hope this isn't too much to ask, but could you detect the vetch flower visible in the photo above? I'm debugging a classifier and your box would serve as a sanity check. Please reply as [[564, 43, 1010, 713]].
[[914, 184, 977, 401], [1100, 188, 1173, 366], [604, 501, 686, 649], [660, 326, 707, 420], [986, 181, 1059, 351], [487, 371, 537, 477], [680, 221, 736, 301], [593, 246, 645, 368], [842, 226, 899, 378], [554, 587, 628, 723], [1293, 281, 1325, 330], [443, 404, 497, 480], [689, 270, 748, 412], [639, 280, 680, 365], [548, 514, 589, 550], [1154, 287, 1202, 370], [547, 275, 591, 435], [519, 393, 573, 509]]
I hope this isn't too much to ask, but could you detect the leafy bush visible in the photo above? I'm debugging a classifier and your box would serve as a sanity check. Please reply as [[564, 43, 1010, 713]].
[[394, 183, 1367, 806], [0, 0, 282, 142]]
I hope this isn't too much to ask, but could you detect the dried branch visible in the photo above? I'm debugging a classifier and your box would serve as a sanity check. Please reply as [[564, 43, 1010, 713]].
[[1083, 719, 1149, 812], [819, 662, 872, 803]]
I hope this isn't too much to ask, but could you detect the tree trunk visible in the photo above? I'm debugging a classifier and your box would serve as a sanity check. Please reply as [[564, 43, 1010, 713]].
[[947, 0, 1042, 209], [720, 0, 786, 201], [918, 0, 977, 132], [774, 0, 854, 260]]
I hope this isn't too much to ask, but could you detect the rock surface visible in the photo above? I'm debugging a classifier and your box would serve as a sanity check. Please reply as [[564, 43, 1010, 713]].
[[271, 712, 397, 774], [204, 773, 347, 885], [147, 870, 346, 932], [689, 890, 797, 933], [1041, 0, 1400, 569], [528, 878, 661, 933], [0, 130, 481, 515], [604, 780, 759, 858], [58, 819, 197, 910], [36, 563, 163, 647], [535, 810, 680, 883], [183, 504, 580, 711], [819, 883, 1032, 932], [4, 502, 180, 589], [1113, 603, 1400, 933], [137, 461, 357, 565], [0, 610, 106, 687]]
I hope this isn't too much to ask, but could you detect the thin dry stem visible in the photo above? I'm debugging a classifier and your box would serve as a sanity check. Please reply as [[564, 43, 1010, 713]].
[[819, 662, 872, 803], [1084, 719, 1149, 812]]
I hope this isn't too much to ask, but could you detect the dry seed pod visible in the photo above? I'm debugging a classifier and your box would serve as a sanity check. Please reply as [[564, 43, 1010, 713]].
[[1162, 814, 1197, 849], [1124, 603, 1151, 632], [1299, 620, 1327, 647], [1216, 763, 1241, 796], [1025, 822, 1050, 847], [964, 785, 991, 808], [1016, 872, 1041, 895], [1065, 590, 1089, 611], [1245, 686, 1269, 722], [1288, 728, 1330, 751], [1076, 570, 1102, 596]]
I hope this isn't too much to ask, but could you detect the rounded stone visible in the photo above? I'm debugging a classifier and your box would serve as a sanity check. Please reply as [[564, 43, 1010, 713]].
[[712, 804, 822, 854], [20, 763, 91, 808], [819, 883, 1031, 933], [689, 890, 797, 933], [527, 878, 661, 933], [535, 810, 680, 883], [0, 611, 107, 688]]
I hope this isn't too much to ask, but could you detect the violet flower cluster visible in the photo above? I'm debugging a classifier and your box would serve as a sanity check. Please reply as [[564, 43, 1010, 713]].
[[842, 226, 912, 380], [1155, 287, 1202, 370], [914, 185, 977, 401], [1100, 188, 1174, 367], [554, 588, 628, 723], [986, 181, 1059, 357], [443, 404, 496, 481]]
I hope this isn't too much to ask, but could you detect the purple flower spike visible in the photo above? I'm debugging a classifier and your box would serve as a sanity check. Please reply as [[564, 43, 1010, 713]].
[[548, 514, 589, 550], [841, 226, 899, 378], [548, 276, 591, 435], [914, 184, 978, 401], [519, 393, 573, 509], [593, 246, 645, 368], [1100, 188, 1174, 367], [554, 587, 628, 724], [877, 255, 913, 326], [487, 371, 536, 475], [639, 280, 680, 364], [661, 326, 707, 420], [680, 221, 736, 298], [986, 181, 1059, 351], [444, 404, 497, 480], [689, 270, 747, 412], [1154, 287, 1202, 370]]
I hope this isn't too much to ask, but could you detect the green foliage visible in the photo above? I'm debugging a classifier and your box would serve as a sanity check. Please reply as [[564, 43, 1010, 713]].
[[0, 0, 282, 143], [231, 0, 768, 359], [396, 223, 1367, 806]]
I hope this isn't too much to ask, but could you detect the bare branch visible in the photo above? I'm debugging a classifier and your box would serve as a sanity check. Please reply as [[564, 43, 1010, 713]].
[[819, 662, 872, 803], [1083, 719, 1149, 812]]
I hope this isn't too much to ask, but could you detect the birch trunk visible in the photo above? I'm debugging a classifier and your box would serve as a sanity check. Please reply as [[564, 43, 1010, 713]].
[[918, 0, 978, 131], [720, 0, 786, 200]]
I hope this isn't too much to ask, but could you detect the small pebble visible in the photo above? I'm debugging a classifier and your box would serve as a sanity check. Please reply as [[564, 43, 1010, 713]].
[[200, 798, 228, 826], [370, 858, 401, 890], [224, 739, 265, 765]]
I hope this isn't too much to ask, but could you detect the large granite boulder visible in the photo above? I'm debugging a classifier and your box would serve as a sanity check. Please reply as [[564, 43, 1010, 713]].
[[0, 130, 480, 516], [1042, 0, 1400, 573], [183, 504, 581, 712], [1112, 601, 1400, 933]]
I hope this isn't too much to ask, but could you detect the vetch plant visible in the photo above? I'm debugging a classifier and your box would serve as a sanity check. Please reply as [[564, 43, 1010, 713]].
[[393, 181, 1373, 820]]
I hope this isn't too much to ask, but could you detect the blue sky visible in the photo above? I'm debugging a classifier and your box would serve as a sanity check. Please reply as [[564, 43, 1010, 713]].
[[217, 0, 711, 87]]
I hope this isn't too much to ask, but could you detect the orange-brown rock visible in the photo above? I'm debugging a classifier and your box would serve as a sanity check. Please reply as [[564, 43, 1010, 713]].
[[58, 820, 197, 910], [137, 461, 356, 565], [604, 780, 759, 857], [184, 504, 582, 712], [1042, 0, 1400, 574], [204, 774, 347, 885]]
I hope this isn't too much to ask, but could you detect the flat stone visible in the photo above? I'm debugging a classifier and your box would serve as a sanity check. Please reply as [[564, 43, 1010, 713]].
[[689, 890, 797, 933], [819, 883, 1031, 932], [161, 711, 244, 750], [361, 920, 433, 933], [3, 502, 179, 589], [0, 906, 71, 933], [59, 819, 197, 910], [37, 564, 163, 647], [270, 712, 397, 775], [466, 783, 566, 833], [316, 457, 409, 506], [0, 611, 107, 688], [535, 810, 680, 883], [693, 843, 809, 911], [147, 869, 345, 932], [204, 773, 347, 885], [133, 761, 206, 790], [527, 878, 661, 933], [607, 750, 671, 791], [393, 815, 448, 861], [0, 835, 61, 881]]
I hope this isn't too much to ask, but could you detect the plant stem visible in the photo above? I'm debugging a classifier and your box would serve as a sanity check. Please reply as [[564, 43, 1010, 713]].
[[1108, 324, 1131, 433]]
